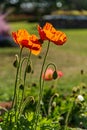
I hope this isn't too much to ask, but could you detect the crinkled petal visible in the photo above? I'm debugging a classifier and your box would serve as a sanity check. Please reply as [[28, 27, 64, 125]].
[[38, 22, 67, 45], [12, 29, 30, 47], [28, 35, 42, 55], [12, 30, 42, 55]]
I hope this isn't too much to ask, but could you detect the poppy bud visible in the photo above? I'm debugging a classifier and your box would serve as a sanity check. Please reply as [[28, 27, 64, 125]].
[[26, 64, 32, 73], [13, 54, 19, 68], [53, 71, 58, 80], [19, 84, 24, 90], [52, 101, 56, 108]]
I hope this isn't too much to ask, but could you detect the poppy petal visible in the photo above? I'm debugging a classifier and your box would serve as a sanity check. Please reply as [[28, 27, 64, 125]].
[[38, 22, 67, 45]]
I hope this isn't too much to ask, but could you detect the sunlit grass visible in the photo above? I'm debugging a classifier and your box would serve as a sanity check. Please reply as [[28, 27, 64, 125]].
[[10, 21, 38, 35]]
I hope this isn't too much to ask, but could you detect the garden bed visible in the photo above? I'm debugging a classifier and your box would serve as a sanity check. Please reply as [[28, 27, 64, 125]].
[[0, 22, 87, 130]]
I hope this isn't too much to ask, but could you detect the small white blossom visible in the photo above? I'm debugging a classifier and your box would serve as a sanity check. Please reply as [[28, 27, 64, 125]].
[[77, 95, 84, 101]]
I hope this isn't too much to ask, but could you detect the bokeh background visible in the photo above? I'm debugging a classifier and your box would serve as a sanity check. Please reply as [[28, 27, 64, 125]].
[[0, 0, 87, 101]]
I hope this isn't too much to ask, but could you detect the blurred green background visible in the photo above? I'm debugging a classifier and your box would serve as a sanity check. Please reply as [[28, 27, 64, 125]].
[[0, 0, 87, 101]]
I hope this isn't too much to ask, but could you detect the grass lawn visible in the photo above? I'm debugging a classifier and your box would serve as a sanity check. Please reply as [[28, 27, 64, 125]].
[[0, 21, 87, 101]]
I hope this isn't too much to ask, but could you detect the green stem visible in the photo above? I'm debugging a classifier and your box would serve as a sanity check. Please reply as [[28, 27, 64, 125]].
[[19, 57, 28, 81], [64, 99, 74, 130], [40, 63, 57, 116], [48, 93, 58, 116], [18, 51, 31, 115], [23, 51, 31, 100], [12, 47, 23, 124], [17, 57, 28, 103], [17, 57, 28, 114], [41, 63, 57, 95], [12, 47, 23, 108], [39, 41, 50, 104], [34, 41, 50, 130]]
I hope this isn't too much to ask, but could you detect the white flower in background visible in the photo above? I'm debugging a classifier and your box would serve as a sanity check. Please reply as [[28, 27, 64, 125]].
[[77, 95, 84, 101]]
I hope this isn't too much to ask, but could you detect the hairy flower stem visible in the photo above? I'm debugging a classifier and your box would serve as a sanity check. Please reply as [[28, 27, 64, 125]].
[[12, 47, 23, 122], [19, 51, 31, 112], [35, 41, 50, 130], [48, 93, 58, 116], [19, 57, 28, 80], [41, 63, 57, 95], [12, 48, 23, 107], [40, 63, 57, 117], [39, 41, 50, 105]]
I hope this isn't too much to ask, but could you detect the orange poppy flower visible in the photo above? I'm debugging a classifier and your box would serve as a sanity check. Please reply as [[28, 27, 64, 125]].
[[28, 34, 42, 55], [12, 29, 30, 47], [38, 22, 67, 45], [12, 29, 42, 55]]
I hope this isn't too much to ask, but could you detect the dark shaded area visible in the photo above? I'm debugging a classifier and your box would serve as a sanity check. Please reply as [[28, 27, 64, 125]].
[[39, 15, 87, 29], [0, 36, 17, 47]]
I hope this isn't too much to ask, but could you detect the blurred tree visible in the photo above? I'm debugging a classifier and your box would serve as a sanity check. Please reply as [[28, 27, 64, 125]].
[[60, 0, 87, 10], [2, 0, 87, 16], [70, 0, 87, 10], [62, 0, 72, 9]]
